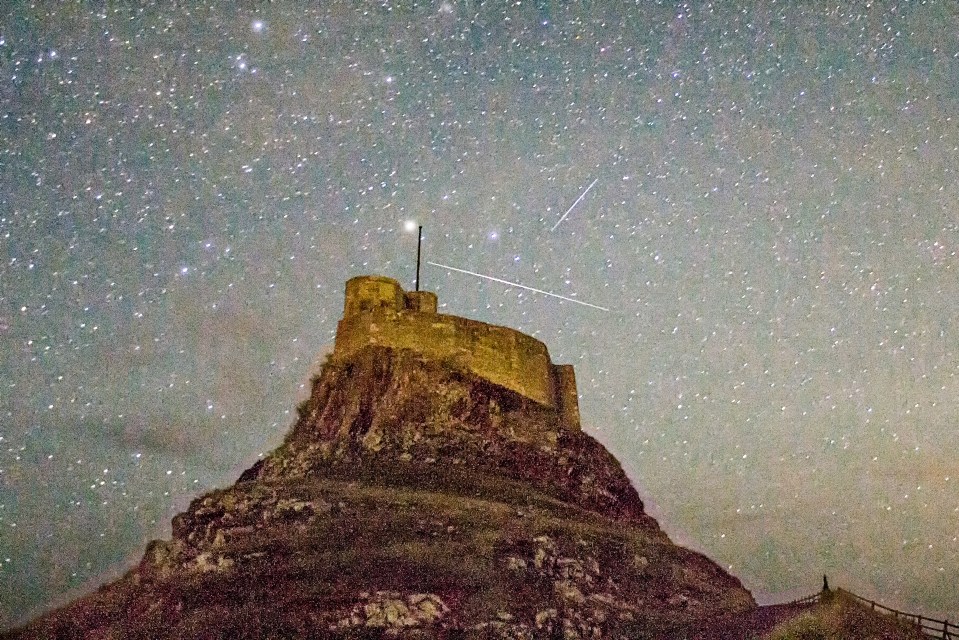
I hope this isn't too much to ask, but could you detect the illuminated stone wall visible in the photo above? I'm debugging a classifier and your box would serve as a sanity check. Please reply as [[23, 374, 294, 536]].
[[334, 276, 580, 430]]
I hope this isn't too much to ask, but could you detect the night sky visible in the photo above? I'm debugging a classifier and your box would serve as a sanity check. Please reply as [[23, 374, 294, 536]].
[[2, 0, 958, 628]]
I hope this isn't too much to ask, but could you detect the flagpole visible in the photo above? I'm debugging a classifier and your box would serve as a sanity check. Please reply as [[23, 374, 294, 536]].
[[415, 225, 422, 291]]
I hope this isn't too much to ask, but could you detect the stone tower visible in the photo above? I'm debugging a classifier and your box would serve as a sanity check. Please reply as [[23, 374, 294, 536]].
[[333, 275, 581, 430]]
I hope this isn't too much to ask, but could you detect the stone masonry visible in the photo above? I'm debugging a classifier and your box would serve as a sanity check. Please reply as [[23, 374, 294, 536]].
[[333, 275, 581, 430]]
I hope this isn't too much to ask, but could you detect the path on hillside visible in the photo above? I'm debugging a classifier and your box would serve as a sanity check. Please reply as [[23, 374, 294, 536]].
[[673, 602, 818, 640]]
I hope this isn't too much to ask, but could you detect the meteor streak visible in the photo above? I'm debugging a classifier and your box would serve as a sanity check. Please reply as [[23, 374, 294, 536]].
[[551, 178, 598, 231], [427, 261, 610, 311]]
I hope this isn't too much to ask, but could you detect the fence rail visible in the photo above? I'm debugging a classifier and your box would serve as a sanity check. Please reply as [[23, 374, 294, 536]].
[[841, 589, 957, 640], [781, 592, 822, 607], [773, 585, 955, 639]]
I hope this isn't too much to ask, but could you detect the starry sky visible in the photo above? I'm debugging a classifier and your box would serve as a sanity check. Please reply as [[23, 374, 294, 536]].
[[1, 0, 958, 629]]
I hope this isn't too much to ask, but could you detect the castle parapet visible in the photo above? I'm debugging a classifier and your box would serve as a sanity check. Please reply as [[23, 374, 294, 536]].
[[403, 290, 438, 313], [333, 275, 581, 430], [344, 275, 405, 317]]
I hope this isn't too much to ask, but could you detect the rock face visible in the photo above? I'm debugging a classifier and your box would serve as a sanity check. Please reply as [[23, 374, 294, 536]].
[[6, 280, 757, 639], [247, 346, 647, 525]]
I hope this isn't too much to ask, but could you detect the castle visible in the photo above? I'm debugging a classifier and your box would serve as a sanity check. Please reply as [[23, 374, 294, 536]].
[[333, 275, 581, 430]]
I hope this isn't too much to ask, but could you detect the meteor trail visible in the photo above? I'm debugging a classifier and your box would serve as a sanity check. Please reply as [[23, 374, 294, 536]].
[[427, 261, 610, 311], [551, 178, 598, 231]]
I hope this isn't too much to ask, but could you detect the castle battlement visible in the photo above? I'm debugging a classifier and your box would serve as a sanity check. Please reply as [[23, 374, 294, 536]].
[[332, 275, 581, 430]]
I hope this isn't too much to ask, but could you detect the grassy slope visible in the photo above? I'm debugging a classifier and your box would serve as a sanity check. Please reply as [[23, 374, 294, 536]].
[[765, 590, 926, 640]]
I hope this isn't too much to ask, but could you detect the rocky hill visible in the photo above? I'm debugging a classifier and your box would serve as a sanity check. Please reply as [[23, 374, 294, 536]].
[[6, 340, 756, 639], [4, 277, 925, 639]]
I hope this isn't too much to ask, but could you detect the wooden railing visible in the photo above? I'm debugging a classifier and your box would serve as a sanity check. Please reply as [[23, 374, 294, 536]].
[[841, 589, 957, 639], [772, 584, 955, 639], [780, 592, 823, 607]]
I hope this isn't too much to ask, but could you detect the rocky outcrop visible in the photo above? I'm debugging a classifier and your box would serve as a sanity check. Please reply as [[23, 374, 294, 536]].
[[6, 344, 756, 639], [247, 346, 651, 525]]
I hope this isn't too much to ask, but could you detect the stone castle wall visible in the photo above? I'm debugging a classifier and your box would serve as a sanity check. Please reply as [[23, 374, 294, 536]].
[[332, 276, 580, 430], [552, 365, 581, 429]]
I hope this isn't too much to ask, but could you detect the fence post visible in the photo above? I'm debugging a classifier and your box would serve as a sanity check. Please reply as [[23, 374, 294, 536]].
[[826, 585, 950, 637]]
